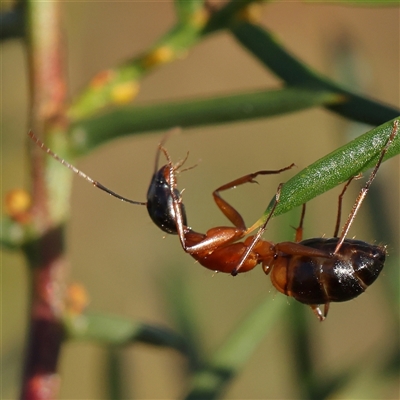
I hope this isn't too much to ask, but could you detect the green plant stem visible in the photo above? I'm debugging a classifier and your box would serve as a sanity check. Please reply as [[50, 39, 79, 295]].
[[0, 2, 25, 40], [65, 312, 188, 353], [67, 3, 208, 120], [286, 304, 317, 400], [175, 0, 205, 21], [184, 295, 286, 399], [66, 0, 264, 120], [316, 0, 400, 4], [69, 87, 342, 155], [231, 22, 400, 125], [105, 348, 124, 400], [161, 268, 204, 373], [203, 0, 269, 33]]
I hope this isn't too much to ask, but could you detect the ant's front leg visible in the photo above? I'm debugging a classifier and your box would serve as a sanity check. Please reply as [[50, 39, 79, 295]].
[[171, 165, 296, 256], [212, 164, 295, 231]]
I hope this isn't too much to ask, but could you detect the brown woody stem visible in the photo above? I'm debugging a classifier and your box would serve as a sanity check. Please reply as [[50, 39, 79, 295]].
[[21, 1, 69, 399]]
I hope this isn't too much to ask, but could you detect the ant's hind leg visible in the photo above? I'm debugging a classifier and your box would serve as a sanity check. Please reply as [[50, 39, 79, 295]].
[[310, 304, 326, 321], [333, 177, 355, 237], [294, 204, 306, 242], [323, 302, 330, 320], [334, 120, 399, 254]]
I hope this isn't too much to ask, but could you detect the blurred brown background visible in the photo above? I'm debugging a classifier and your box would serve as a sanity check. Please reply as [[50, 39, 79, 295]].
[[2, 2, 399, 399]]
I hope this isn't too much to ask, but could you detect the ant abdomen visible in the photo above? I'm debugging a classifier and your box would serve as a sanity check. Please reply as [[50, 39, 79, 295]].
[[267, 238, 386, 306]]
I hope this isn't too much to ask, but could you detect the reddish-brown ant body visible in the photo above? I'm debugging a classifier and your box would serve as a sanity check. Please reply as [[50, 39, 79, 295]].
[[28, 130, 187, 234], [164, 122, 397, 320], [29, 122, 397, 321]]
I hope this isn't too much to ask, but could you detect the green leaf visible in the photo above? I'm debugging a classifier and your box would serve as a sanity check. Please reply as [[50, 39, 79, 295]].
[[255, 118, 400, 226], [69, 87, 342, 155], [231, 22, 400, 125], [184, 295, 286, 399]]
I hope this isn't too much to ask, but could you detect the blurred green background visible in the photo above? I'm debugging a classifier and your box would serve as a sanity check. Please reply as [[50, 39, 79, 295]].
[[2, 2, 399, 399]]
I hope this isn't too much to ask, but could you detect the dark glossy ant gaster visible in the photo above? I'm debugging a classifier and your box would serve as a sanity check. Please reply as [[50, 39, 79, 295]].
[[164, 121, 398, 321], [28, 129, 187, 234]]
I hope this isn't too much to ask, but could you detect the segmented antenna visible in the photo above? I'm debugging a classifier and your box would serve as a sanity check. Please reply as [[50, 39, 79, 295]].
[[28, 131, 147, 206]]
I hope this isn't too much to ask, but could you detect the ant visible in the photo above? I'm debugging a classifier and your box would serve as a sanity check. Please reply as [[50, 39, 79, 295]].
[[29, 122, 397, 321], [164, 121, 398, 321], [28, 130, 187, 234]]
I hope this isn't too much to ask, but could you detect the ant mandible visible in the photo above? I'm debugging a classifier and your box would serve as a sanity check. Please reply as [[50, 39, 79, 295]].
[[165, 121, 398, 321], [28, 130, 187, 234]]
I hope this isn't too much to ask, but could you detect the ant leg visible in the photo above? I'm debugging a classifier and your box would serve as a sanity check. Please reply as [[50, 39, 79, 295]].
[[231, 183, 284, 276], [310, 305, 326, 322], [168, 164, 295, 255], [233, 183, 328, 276], [334, 120, 399, 253], [212, 164, 295, 230], [323, 302, 330, 319], [333, 177, 355, 237], [294, 204, 306, 242]]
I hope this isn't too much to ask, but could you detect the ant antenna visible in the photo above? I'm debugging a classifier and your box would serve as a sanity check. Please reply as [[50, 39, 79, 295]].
[[334, 120, 399, 253], [28, 130, 146, 206], [154, 127, 182, 174]]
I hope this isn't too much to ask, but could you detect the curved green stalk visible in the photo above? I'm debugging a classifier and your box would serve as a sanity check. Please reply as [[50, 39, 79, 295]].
[[65, 312, 187, 353], [184, 296, 286, 400], [69, 87, 342, 155], [231, 22, 399, 125]]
